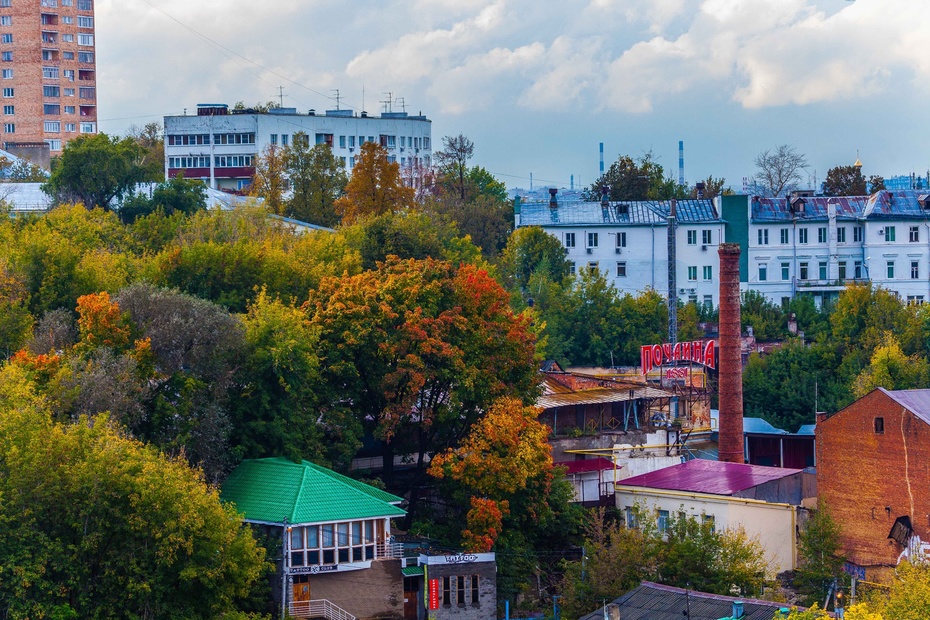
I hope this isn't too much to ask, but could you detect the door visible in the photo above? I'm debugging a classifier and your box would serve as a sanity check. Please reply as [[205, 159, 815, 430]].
[[292, 577, 311, 617]]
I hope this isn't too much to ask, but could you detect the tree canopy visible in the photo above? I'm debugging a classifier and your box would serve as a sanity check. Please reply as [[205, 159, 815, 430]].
[[42, 134, 148, 209], [752, 144, 808, 197]]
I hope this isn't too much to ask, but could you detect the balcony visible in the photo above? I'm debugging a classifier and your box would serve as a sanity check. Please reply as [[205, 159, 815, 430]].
[[795, 277, 868, 291]]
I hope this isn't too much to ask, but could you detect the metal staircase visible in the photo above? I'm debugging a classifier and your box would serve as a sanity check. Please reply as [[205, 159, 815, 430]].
[[288, 599, 356, 620]]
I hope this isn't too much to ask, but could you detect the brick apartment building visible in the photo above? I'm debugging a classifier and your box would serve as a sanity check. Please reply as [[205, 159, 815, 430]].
[[817, 388, 930, 580], [0, 0, 97, 158]]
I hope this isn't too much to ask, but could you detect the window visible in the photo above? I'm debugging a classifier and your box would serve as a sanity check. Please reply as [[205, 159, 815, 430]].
[[349, 135, 355, 148], [43, 105, 60, 115], [687, 230, 697, 245], [912, 261, 920, 279], [564, 232, 575, 248], [616, 232, 627, 248], [910, 226, 919, 243], [818, 227, 827, 243], [757, 229, 768, 245], [874, 417, 884, 434], [79, 69, 94, 81], [908, 296, 925, 306], [43, 85, 59, 97], [64, 105, 75, 114], [1, 51, 11, 62], [78, 0, 92, 9], [78, 52, 94, 63], [62, 16, 72, 25], [758, 264, 767, 281], [687, 266, 697, 281], [442, 577, 451, 606], [339, 135, 346, 148], [0, 17, 10, 26], [657, 509, 670, 533], [44, 139, 60, 151], [703, 295, 713, 309], [0, 34, 10, 43], [79, 87, 95, 99], [281, 134, 289, 146], [214, 155, 254, 167], [819, 261, 827, 280], [269, 133, 277, 145], [837, 227, 846, 243], [77, 34, 94, 46], [2, 70, 11, 79], [62, 0, 73, 5], [798, 228, 808, 244], [800, 262, 809, 280], [887, 261, 895, 279], [63, 88, 74, 97], [44, 120, 60, 132], [703, 266, 712, 280], [41, 0, 57, 5], [1, 87, 10, 98], [168, 156, 209, 169], [3, 122, 13, 133], [457, 576, 466, 605], [780, 228, 789, 244], [854, 261, 863, 279], [587, 232, 598, 248], [62, 34, 74, 43], [0, 0, 9, 7], [65, 122, 75, 132], [62, 52, 74, 60], [471, 575, 479, 604], [213, 132, 255, 145], [616, 262, 626, 277], [839, 262, 847, 281], [781, 262, 790, 281], [854, 226, 863, 242], [568, 261, 576, 275], [587, 261, 598, 273], [77, 16, 93, 27], [702, 514, 716, 533], [0, 104, 9, 115], [885, 226, 896, 242], [43, 66, 59, 79], [167, 134, 210, 146], [702, 230, 712, 245]]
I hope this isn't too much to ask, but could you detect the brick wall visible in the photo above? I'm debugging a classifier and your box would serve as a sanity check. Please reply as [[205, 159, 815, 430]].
[[309, 559, 405, 620], [817, 390, 930, 575]]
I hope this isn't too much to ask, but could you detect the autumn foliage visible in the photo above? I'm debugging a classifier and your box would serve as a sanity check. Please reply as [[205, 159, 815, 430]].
[[75, 291, 131, 351]]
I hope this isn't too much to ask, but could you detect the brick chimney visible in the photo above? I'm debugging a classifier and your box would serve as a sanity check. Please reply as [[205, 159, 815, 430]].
[[718, 243, 744, 463]]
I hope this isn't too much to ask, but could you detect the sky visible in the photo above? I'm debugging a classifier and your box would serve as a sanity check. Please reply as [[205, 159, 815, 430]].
[[98, 0, 930, 192]]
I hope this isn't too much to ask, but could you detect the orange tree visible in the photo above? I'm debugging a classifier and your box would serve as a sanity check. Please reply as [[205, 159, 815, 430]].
[[333, 142, 415, 223], [307, 256, 538, 488]]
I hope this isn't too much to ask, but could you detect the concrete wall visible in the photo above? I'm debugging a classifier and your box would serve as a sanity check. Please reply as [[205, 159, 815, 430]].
[[615, 488, 799, 573], [424, 560, 497, 620], [817, 390, 930, 576], [310, 559, 405, 620]]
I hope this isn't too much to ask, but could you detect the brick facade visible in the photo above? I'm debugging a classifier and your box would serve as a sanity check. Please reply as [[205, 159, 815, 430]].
[[0, 0, 97, 155], [816, 389, 930, 577], [309, 559, 405, 620], [424, 557, 497, 620]]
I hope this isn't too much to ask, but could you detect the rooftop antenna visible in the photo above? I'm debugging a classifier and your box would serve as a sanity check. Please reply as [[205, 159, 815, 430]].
[[277, 86, 285, 108], [395, 96, 406, 113], [332, 89, 341, 110], [381, 92, 393, 113]]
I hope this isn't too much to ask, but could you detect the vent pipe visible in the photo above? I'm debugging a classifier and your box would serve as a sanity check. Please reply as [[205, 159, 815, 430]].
[[549, 187, 558, 209], [678, 140, 685, 187], [717, 243, 744, 463], [599, 142, 605, 175]]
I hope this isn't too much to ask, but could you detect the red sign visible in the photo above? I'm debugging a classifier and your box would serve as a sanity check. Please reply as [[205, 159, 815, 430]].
[[641, 340, 716, 375], [428, 579, 439, 610]]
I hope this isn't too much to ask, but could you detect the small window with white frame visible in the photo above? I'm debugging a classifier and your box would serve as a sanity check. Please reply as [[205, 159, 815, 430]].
[[616, 262, 627, 277], [564, 232, 575, 248]]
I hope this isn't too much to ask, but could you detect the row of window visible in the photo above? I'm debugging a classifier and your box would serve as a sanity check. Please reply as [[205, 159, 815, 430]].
[[756, 259, 920, 282], [167, 155, 254, 169], [756, 225, 917, 245], [0, 52, 94, 65], [25, 0, 95, 9], [686, 266, 714, 281], [213, 132, 255, 145], [438, 575, 481, 607], [625, 507, 716, 533], [1, 16, 93, 28], [288, 520, 382, 568], [564, 232, 627, 249], [2, 121, 93, 133], [685, 230, 714, 245]]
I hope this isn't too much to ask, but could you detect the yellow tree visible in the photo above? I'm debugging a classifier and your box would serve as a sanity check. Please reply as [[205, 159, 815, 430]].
[[251, 144, 287, 215], [334, 142, 415, 223]]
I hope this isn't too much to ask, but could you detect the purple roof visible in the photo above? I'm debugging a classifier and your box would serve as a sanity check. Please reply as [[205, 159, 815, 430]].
[[618, 459, 802, 496], [880, 388, 930, 426]]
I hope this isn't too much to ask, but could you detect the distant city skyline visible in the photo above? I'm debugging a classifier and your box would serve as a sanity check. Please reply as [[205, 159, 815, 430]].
[[99, 0, 930, 191]]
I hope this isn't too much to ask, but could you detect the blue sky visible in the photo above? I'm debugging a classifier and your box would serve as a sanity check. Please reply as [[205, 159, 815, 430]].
[[100, 0, 930, 191]]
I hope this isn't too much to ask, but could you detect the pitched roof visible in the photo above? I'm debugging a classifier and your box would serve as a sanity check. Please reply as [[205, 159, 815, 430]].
[[743, 417, 789, 435], [878, 387, 930, 426], [536, 385, 672, 409], [519, 198, 721, 227], [221, 457, 405, 525], [617, 459, 802, 496], [578, 582, 793, 620]]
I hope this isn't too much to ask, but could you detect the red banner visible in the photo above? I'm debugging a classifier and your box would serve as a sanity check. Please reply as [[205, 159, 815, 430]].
[[428, 579, 439, 610]]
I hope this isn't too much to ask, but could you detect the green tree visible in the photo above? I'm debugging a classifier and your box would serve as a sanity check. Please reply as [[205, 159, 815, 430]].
[[588, 153, 682, 200], [42, 134, 147, 209], [500, 226, 571, 292], [1, 156, 48, 181], [795, 502, 845, 605], [283, 134, 347, 227], [434, 134, 475, 200], [0, 366, 268, 619], [125, 121, 165, 182], [118, 173, 207, 224], [250, 144, 287, 214], [692, 175, 728, 199], [823, 165, 868, 196], [742, 290, 786, 341], [853, 332, 930, 398]]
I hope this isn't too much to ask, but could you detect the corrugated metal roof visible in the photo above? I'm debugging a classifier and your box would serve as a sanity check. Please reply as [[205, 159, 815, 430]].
[[536, 386, 673, 409], [520, 198, 720, 227], [863, 190, 930, 220], [578, 582, 793, 620], [880, 387, 930, 426], [796, 424, 816, 436], [221, 457, 405, 525], [743, 417, 789, 435], [401, 566, 424, 577], [557, 457, 617, 474], [751, 195, 866, 222], [618, 458, 802, 496]]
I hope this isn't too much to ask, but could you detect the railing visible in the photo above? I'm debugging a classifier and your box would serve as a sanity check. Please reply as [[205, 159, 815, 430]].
[[289, 599, 356, 620], [376, 541, 405, 559]]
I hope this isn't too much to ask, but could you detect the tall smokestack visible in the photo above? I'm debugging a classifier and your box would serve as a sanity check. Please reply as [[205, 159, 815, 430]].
[[678, 140, 685, 187], [717, 243, 744, 464], [599, 142, 605, 176]]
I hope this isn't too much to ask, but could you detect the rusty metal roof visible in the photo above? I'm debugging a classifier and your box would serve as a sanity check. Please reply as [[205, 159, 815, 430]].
[[617, 458, 802, 496], [880, 387, 930, 426], [536, 386, 672, 409], [520, 199, 721, 227], [863, 190, 930, 220], [751, 195, 866, 222]]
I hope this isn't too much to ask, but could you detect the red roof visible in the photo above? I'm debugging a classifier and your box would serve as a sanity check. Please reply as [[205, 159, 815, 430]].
[[557, 458, 617, 475], [618, 459, 802, 495]]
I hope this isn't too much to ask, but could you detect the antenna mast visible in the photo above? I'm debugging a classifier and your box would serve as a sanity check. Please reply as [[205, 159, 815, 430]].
[[332, 89, 341, 110]]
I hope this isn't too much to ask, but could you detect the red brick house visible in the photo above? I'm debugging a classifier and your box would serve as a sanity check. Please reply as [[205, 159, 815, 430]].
[[816, 388, 930, 580]]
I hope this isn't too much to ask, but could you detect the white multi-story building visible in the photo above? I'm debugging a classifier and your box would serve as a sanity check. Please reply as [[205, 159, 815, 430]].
[[516, 192, 726, 307], [742, 191, 930, 306], [164, 104, 432, 191]]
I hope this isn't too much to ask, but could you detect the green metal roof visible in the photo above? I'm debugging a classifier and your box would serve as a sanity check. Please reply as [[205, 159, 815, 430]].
[[221, 457, 406, 525], [401, 566, 424, 577]]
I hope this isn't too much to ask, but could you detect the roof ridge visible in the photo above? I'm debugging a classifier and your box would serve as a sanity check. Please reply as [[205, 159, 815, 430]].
[[292, 464, 310, 523]]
